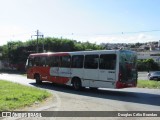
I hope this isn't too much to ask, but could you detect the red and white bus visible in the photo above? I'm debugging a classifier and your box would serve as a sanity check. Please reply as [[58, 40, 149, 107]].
[[26, 50, 137, 90]]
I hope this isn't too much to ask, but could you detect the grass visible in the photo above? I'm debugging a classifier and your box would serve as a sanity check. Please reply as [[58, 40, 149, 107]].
[[0, 80, 51, 111], [137, 80, 160, 89]]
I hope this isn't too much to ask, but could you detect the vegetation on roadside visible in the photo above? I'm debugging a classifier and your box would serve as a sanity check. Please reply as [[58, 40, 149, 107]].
[[0, 37, 104, 71], [137, 80, 160, 89], [137, 59, 159, 71], [0, 80, 51, 111], [0, 37, 160, 72]]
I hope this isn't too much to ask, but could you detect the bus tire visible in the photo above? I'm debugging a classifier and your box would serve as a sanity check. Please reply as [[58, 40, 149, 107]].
[[72, 78, 82, 90], [35, 74, 42, 84]]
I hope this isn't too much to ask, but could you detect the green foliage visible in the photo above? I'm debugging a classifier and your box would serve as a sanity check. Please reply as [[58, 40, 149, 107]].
[[0, 37, 104, 71], [138, 80, 160, 89], [23, 37, 104, 52], [135, 42, 143, 47], [137, 59, 159, 71], [0, 80, 51, 111], [0, 45, 8, 60]]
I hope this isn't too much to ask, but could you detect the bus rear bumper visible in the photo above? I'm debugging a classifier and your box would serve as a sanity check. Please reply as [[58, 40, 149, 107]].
[[116, 81, 137, 89]]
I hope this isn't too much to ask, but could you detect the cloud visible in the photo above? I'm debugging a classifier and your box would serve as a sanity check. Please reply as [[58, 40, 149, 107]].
[[85, 33, 157, 44], [59, 33, 159, 45], [0, 26, 159, 46]]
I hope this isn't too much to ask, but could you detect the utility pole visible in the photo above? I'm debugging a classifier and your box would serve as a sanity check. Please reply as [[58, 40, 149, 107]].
[[42, 35, 44, 52], [36, 30, 39, 53], [31, 30, 44, 53]]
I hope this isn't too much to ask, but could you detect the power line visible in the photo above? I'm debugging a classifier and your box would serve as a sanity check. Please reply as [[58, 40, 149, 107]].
[[0, 29, 160, 41], [93, 29, 160, 36], [0, 29, 160, 38], [123, 29, 160, 34]]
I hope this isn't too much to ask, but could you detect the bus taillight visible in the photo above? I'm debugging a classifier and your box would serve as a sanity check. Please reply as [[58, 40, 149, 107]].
[[118, 72, 122, 82]]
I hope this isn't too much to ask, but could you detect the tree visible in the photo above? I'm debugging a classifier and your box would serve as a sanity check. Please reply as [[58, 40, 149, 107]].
[[137, 59, 159, 71], [0, 37, 104, 71]]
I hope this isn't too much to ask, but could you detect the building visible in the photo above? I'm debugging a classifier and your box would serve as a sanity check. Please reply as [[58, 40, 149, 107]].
[[136, 40, 160, 65], [137, 51, 160, 65]]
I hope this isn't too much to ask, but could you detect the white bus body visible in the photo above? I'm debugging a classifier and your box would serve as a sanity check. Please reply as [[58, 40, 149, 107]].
[[26, 50, 137, 90]]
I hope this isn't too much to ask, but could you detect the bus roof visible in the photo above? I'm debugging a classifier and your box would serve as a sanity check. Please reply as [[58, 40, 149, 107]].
[[29, 50, 136, 57]]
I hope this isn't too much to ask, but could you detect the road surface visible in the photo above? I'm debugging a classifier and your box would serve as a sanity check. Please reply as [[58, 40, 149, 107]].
[[0, 73, 160, 120]]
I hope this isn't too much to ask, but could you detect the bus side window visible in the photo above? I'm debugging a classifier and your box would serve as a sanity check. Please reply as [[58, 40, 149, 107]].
[[39, 57, 46, 67], [49, 56, 59, 67], [84, 55, 99, 69], [99, 54, 116, 70], [71, 55, 84, 68], [46, 57, 49, 67], [61, 55, 71, 68], [48, 56, 53, 67], [28, 58, 34, 67], [34, 57, 40, 66]]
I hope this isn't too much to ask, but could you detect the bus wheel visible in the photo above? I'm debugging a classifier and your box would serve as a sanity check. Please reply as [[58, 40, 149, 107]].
[[72, 78, 81, 90], [35, 75, 42, 84]]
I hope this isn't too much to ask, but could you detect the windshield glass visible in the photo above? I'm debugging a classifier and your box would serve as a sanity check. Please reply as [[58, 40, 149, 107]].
[[152, 72, 160, 75], [119, 50, 137, 82], [25, 59, 29, 66]]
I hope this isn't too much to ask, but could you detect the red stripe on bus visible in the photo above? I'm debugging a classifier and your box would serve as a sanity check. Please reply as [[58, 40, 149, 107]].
[[116, 81, 136, 89], [50, 76, 70, 84]]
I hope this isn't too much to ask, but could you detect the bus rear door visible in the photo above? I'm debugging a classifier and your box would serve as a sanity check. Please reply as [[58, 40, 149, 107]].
[[98, 54, 116, 88], [84, 54, 99, 88]]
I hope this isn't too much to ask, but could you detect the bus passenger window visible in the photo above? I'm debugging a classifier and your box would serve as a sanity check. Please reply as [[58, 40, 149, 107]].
[[71, 55, 84, 68], [84, 55, 99, 69], [39, 57, 46, 67], [48, 56, 59, 67], [34, 57, 40, 66], [61, 56, 71, 68], [99, 54, 116, 70]]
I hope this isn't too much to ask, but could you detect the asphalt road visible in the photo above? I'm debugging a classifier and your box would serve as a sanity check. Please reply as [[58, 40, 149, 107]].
[[0, 73, 160, 120]]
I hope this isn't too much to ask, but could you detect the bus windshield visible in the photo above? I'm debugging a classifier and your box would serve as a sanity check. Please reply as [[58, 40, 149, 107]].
[[119, 50, 137, 82]]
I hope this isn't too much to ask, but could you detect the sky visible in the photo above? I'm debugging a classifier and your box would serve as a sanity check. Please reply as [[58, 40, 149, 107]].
[[0, 0, 160, 45]]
